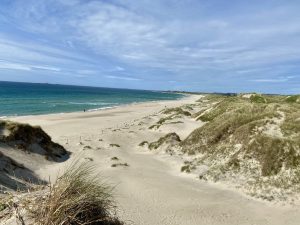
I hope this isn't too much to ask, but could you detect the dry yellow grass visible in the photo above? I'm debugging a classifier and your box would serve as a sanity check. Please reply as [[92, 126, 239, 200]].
[[27, 162, 124, 225], [179, 94, 300, 201]]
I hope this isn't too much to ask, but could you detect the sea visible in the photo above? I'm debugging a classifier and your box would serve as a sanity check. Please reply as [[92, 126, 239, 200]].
[[0, 81, 183, 117]]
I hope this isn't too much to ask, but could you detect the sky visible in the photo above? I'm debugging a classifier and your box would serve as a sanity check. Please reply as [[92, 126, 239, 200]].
[[0, 0, 300, 94]]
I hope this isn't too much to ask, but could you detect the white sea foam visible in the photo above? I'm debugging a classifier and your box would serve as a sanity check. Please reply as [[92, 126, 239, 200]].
[[87, 106, 116, 112], [68, 102, 116, 106]]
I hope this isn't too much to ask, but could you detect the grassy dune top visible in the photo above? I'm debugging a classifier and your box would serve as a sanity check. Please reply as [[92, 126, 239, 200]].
[[180, 93, 300, 201], [0, 120, 69, 161]]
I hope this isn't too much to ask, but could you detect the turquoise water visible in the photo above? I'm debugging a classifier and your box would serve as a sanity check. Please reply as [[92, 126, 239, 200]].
[[0, 81, 183, 117]]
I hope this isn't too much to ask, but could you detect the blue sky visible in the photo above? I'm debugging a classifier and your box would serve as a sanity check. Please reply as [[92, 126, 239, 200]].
[[0, 0, 299, 93]]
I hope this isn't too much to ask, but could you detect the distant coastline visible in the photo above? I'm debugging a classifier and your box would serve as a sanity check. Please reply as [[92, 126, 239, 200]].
[[0, 81, 184, 117]]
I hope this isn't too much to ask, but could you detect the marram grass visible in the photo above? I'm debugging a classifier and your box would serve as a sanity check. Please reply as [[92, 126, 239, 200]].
[[29, 162, 124, 225]]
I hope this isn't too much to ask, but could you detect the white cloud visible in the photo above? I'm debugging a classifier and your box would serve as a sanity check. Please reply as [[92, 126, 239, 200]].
[[251, 79, 288, 83], [4, 0, 300, 75], [105, 75, 141, 81], [32, 65, 61, 72], [0, 60, 61, 72], [0, 62, 32, 71], [250, 76, 295, 83], [115, 66, 125, 71], [1, 0, 300, 93]]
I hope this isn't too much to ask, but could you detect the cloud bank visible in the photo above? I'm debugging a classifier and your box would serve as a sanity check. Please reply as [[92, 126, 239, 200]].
[[0, 0, 299, 93]]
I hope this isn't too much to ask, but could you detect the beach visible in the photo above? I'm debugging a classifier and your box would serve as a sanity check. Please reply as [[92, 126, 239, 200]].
[[5, 94, 300, 225]]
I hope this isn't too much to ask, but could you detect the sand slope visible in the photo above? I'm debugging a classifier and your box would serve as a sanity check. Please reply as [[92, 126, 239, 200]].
[[7, 95, 300, 225]]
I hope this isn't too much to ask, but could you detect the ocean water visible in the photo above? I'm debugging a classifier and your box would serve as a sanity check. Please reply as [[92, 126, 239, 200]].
[[0, 81, 183, 117]]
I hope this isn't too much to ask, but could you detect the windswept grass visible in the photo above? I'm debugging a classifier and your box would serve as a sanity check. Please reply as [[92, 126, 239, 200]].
[[179, 93, 300, 201], [149, 106, 191, 129], [111, 157, 119, 161], [285, 95, 300, 103], [110, 144, 120, 148], [29, 162, 124, 225], [250, 94, 267, 103], [149, 133, 181, 150], [138, 141, 149, 147], [162, 107, 191, 116], [111, 163, 129, 168], [0, 120, 69, 161]]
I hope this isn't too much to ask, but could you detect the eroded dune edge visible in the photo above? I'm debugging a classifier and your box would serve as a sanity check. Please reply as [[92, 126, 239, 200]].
[[1, 94, 300, 225]]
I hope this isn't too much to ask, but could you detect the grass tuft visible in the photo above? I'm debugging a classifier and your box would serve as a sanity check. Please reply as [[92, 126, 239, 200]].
[[138, 141, 149, 147], [285, 95, 300, 103], [180, 93, 300, 201], [149, 133, 181, 150], [111, 163, 129, 168], [29, 162, 124, 225], [250, 94, 267, 103], [162, 107, 191, 116], [111, 157, 119, 161], [109, 144, 120, 148]]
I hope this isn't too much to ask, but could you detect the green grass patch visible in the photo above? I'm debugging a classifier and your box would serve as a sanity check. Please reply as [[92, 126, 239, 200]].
[[28, 162, 124, 225], [162, 107, 191, 116], [149, 133, 181, 150], [138, 141, 149, 147], [109, 144, 120, 148], [111, 163, 129, 167], [250, 94, 267, 103], [180, 93, 300, 201]]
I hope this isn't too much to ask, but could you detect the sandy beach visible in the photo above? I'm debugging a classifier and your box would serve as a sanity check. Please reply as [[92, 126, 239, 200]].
[[6, 95, 300, 225]]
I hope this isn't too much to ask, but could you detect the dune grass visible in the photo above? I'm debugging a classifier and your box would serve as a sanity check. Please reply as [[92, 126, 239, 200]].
[[250, 94, 267, 103], [111, 163, 129, 168], [138, 141, 149, 147], [110, 144, 121, 148], [28, 162, 124, 225], [0, 120, 69, 161], [285, 95, 300, 103], [149, 133, 181, 150], [149, 106, 191, 130], [179, 94, 300, 201], [162, 107, 191, 116], [111, 157, 119, 161]]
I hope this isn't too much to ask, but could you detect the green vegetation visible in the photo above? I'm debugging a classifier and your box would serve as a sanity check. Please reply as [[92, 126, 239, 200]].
[[179, 94, 300, 201], [0, 120, 69, 161], [31, 163, 123, 225], [285, 95, 300, 103], [148, 124, 158, 130], [138, 141, 149, 147], [181, 162, 196, 173], [111, 157, 119, 161], [183, 104, 194, 111], [149, 133, 181, 150], [0, 163, 124, 225], [149, 115, 180, 129], [0, 197, 10, 212], [168, 121, 183, 124], [250, 94, 267, 103], [149, 106, 191, 129], [192, 108, 208, 119], [111, 163, 129, 167], [162, 107, 191, 116], [109, 144, 120, 148], [157, 115, 178, 125]]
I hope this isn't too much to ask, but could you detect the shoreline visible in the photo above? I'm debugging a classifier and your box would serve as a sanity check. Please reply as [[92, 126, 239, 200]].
[[3, 94, 190, 121]]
